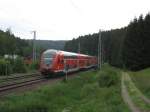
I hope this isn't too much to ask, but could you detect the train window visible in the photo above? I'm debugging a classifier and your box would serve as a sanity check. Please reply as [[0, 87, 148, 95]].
[[44, 58, 53, 65], [64, 55, 77, 59], [43, 52, 56, 58]]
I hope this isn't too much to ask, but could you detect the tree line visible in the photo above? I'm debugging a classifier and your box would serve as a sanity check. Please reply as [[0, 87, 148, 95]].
[[0, 29, 66, 58], [64, 13, 150, 71], [0, 29, 31, 57], [0, 29, 38, 75]]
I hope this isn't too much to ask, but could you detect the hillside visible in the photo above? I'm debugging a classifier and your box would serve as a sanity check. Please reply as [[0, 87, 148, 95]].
[[27, 40, 66, 51], [0, 29, 66, 58], [26, 40, 66, 58], [35, 40, 66, 50]]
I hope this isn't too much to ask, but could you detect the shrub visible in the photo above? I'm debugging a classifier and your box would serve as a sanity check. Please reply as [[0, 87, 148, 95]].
[[98, 69, 119, 87], [0, 59, 11, 75], [80, 83, 99, 98], [12, 57, 27, 73], [28, 61, 39, 71]]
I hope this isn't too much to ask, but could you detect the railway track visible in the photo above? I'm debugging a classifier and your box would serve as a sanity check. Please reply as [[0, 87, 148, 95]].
[[0, 73, 46, 94], [0, 73, 39, 82], [0, 69, 95, 96]]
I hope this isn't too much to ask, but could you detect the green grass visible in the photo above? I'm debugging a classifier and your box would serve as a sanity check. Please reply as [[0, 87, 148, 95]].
[[123, 72, 150, 111], [129, 68, 150, 98], [0, 65, 130, 112]]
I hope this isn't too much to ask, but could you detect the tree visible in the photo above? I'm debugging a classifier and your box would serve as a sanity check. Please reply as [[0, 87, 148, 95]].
[[122, 14, 150, 70]]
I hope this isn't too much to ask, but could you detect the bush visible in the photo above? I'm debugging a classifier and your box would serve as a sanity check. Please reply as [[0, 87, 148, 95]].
[[0, 57, 40, 75], [98, 69, 119, 87], [29, 61, 39, 70], [13, 57, 27, 73], [0, 59, 11, 75], [80, 83, 99, 98]]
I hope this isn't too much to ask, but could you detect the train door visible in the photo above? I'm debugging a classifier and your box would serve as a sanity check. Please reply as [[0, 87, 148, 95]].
[[56, 55, 64, 71]]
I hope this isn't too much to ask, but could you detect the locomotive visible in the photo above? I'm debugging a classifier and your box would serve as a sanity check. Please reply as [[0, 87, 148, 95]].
[[40, 49, 97, 75]]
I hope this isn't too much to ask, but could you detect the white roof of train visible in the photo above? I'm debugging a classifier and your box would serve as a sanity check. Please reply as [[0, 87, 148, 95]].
[[44, 49, 94, 57]]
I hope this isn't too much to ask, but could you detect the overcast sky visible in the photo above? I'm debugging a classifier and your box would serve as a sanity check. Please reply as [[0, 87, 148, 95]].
[[0, 0, 150, 40]]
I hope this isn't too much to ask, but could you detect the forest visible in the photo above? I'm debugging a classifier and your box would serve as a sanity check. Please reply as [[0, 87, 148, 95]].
[[64, 13, 150, 71]]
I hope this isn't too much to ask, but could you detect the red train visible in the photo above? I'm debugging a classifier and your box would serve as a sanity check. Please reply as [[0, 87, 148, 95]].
[[40, 49, 97, 75]]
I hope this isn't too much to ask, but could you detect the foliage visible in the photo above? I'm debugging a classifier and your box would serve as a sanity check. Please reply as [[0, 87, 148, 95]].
[[0, 28, 44, 58], [0, 67, 130, 112], [0, 56, 41, 75], [122, 14, 150, 70], [27, 61, 39, 71], [33, 40, 66, 50], [0, 59, 11, 75], [130, 68, 150, 98], [12, 57, 27, 73], [123, 72, 150, 111], [0, 29, 30, 56], [64, 29, 126, 67], [0, 29, 66, 62], [64, 13, 150, 71], [98, 69, 119, 87]]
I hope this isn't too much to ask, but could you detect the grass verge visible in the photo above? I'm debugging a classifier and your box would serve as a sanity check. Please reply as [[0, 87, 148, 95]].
[[0, 65, 130, 112], [123, 72, 150, 111], [129, 68, 150, 98]]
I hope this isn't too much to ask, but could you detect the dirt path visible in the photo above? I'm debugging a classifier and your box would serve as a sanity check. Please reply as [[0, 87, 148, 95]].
[[122, 72, 141, 112]]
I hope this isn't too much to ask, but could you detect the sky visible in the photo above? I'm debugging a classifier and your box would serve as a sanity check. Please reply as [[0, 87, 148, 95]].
[[0, 0, 150, 40]]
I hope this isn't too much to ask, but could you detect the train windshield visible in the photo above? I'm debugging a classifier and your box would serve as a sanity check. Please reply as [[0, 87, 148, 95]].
[[44, 58, 53, 65], [43, 51, 56, 65], [43, 52, 56, 58]]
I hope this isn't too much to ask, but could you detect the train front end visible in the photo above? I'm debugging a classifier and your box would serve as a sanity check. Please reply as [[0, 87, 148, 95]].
[[40, 49, 57, 75]]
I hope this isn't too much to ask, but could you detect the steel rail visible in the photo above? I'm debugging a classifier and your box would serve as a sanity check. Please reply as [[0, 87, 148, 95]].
[[0, 77, 46, 92]]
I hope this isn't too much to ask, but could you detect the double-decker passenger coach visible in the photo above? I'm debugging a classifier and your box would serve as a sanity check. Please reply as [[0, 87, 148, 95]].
[[40, 49, 97, 76]]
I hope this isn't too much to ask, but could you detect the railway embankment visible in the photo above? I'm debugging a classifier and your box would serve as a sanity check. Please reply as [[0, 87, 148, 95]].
[[0, 65, 130, 112]]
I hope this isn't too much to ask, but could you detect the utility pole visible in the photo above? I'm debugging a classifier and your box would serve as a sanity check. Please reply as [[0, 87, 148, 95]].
[[31, 31, 36, 62], [98, 29, 102, 69], [78, 38, 80, 54], [78, 38, 81, 70]]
